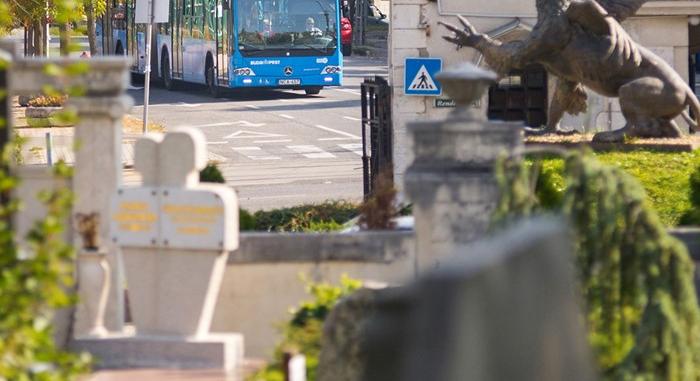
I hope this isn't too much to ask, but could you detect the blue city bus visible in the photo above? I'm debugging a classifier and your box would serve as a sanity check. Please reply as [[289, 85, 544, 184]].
[[101, 0, 343, 96]]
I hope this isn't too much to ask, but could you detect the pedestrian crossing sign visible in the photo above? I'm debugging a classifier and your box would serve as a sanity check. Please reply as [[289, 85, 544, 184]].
[[404, 58, 442, 96]]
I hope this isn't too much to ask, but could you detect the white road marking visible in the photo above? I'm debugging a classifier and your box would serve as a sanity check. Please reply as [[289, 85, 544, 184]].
[[339, 143, 363, 156], [176, 102, 203, 108], [343, 116, 361, 122], [279, 114, 295, 120], [188, 121, 267, 128], [224, 130, 286, 139], [254, 139, 293, 143], [318, 137, 361, 141], [232, 146, 281, 160], [207, 141, 229, 145], [313, 124, 361, 139], [333, 88, 361, 95], [245, 105, 261, 109], [287, 145, 336, 159]]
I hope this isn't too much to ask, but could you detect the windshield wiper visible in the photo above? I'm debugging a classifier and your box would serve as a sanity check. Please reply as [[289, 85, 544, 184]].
[[293, 43, 329, 55], [239, 43, 274, 56]]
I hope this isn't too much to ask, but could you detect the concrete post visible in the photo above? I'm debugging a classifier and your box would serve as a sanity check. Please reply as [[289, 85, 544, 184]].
[[5, 46, 132, 336], [68, 60, 133, 334], [404, 63, 523, 272]]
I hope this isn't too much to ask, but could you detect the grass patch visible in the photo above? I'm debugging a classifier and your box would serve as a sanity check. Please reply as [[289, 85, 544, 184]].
[[530, 149, 700, 226], [123, 115, 165, 134]]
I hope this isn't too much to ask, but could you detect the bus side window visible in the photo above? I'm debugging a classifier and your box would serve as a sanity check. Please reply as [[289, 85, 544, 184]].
[[183, 0, 193, 38], [193, 0, 203, 38]]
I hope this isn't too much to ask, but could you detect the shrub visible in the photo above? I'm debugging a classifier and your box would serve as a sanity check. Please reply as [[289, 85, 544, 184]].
[[253, 201, 359, 232], [199, 162, 225, 183], [240, 208, 256, 231], [358, 170, 397, 230], [494, 151, 700, 380], [0, 160, 91, 379], [526, 150, 700, 226], [680, 166, 700, 225], [249, 276, 362, 381]]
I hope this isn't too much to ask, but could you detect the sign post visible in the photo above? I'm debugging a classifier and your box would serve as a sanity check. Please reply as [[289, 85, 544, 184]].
[[136, 0, 168, 133]]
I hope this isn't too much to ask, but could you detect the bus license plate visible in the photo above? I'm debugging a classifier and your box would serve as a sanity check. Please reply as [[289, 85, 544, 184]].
[[278, 79, 301, 85]]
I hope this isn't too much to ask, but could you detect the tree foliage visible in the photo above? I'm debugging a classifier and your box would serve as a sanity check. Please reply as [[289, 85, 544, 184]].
[[0, 159, 91, 379], [493, 151, 700, 380], [0, 31, 89, 380]]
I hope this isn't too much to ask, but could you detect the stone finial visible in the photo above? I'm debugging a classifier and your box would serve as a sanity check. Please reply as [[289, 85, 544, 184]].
[[435, 63, 497, 119], [133, 128, 208, 188]]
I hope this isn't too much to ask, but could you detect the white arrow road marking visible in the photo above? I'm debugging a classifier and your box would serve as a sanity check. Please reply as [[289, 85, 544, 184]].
[[232, 146, 281, 160], [175, 121, 268, 128], [200, 121, 267, 128], [254, 139, 293, 143], [318, 137, 361, 141], [339, 143, 363, 156], [224, 130, 286, 139], [287, 145, 336, 159], [313, 124, 361, 139]]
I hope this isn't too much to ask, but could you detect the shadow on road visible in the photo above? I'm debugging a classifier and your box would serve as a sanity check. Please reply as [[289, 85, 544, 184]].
[[222, 99, 359, 112], [128, 83, 337, 106]]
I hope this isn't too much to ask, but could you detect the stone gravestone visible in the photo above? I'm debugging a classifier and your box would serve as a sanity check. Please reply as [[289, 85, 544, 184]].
[[361, 218, 597, 381], [72, 128, 243, 371]]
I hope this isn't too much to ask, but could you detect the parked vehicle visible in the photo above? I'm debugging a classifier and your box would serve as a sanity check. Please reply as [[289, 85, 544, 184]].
[[341, 17, 352, 56]]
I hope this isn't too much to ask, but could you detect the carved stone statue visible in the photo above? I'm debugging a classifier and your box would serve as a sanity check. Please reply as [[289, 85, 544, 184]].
[[75, 212, 100, 250], [440, 0, 700, 142]]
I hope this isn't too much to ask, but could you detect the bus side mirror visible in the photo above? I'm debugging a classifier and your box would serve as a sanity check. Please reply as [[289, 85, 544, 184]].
[[222, 0, 230, 10]]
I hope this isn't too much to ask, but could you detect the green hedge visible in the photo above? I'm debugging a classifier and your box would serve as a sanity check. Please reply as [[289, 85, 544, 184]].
[[530, 149, 700, 226], [241, 201, 359, 233]]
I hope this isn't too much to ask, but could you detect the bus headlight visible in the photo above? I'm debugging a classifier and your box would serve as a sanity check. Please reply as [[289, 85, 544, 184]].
[[233, 67, 256, 76], [321, 66, 341, 74]]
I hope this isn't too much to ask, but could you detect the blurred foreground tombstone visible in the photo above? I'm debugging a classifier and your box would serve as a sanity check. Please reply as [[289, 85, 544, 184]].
[[404, 63, 522, 272], [361, 218, 597, 381]]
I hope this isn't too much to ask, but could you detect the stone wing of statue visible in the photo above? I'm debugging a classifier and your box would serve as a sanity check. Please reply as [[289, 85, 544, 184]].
[[595, 0, 650, 21]]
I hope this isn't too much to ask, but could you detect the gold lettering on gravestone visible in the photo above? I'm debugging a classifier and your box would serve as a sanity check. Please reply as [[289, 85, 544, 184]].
[[113, 201, 158, 233], [162, 203, 224, 236]]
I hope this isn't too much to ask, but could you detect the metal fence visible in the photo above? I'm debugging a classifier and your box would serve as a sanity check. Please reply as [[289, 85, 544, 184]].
[[360, 76, 392, 198]]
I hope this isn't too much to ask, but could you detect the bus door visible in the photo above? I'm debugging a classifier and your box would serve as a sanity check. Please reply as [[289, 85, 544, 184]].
[[172, 0, 184, 78], [216, 0, 231, 85]]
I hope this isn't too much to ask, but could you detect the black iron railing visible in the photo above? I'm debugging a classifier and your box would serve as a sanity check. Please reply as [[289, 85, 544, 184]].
[[360, 75, 392, 198]]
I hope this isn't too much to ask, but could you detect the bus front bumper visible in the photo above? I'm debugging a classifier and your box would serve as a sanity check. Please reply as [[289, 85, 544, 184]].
[[230, 74, 342, 88]]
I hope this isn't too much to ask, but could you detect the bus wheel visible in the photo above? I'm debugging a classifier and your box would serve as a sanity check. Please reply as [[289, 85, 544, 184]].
[[162, 52, 175, 91], [206, 63, 221, 98], [304, 86, 322, 95]]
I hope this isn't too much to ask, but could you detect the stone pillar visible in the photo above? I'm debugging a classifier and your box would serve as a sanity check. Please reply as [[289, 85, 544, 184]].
[[404, 63, 523, 272], [67, 59, 132, 335]]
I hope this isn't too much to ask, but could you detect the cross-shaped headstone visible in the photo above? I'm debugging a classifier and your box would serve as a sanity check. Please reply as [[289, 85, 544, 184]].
[[110, 128, 238, 337]]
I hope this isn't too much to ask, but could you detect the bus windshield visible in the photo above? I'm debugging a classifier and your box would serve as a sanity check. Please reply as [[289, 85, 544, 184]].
[[237, 0, 338, 56]]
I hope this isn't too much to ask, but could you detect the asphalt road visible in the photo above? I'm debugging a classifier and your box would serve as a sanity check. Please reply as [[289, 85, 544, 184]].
[[127, 55, 387, 211]]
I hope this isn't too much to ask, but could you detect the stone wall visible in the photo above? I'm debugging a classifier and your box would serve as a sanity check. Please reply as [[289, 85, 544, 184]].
[[389, 0, 700, 185], [211, 231, 416, 358]]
